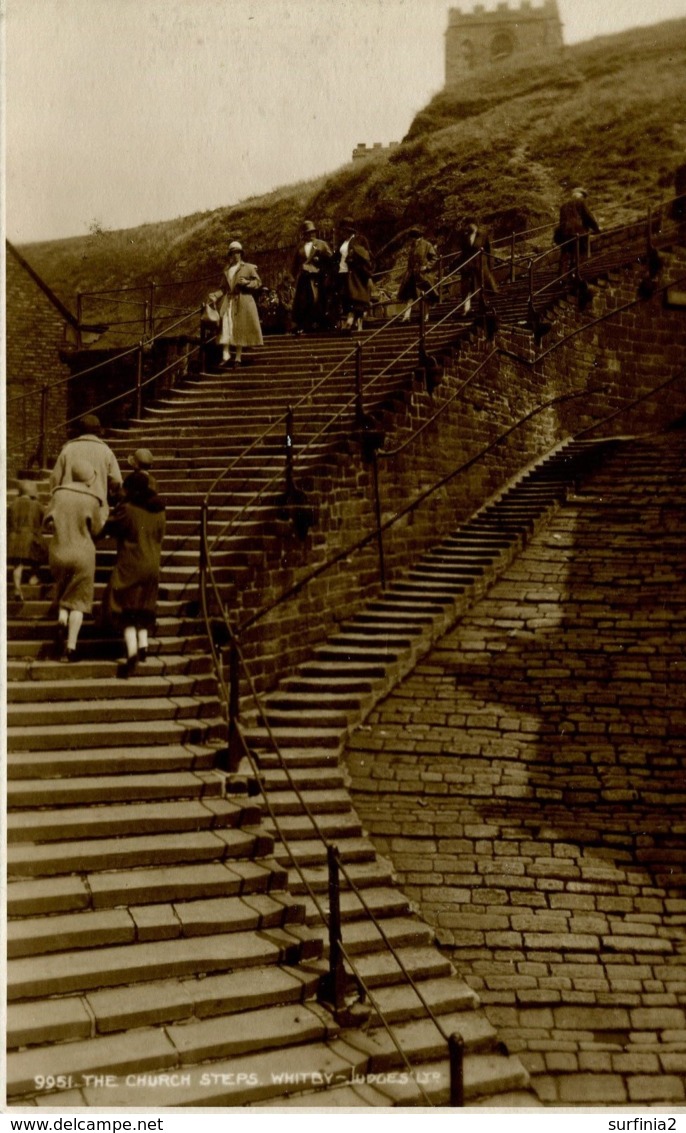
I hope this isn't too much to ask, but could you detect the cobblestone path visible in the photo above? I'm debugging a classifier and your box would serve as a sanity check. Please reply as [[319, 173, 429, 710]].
[[347, 431, 686, 1106]]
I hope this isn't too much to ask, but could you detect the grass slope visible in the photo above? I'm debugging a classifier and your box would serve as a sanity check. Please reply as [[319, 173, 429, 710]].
[[20, 18, 686, 310]]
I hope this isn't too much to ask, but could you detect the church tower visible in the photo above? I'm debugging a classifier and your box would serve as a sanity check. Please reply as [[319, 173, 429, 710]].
[[445, 0, 564, 86]]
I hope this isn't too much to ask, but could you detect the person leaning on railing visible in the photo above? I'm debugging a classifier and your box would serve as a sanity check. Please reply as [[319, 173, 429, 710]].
[[554, 186, 600, 273]]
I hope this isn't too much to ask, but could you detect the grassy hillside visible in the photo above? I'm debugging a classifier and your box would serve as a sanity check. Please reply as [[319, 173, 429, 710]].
[[20, 18, 686, 312]]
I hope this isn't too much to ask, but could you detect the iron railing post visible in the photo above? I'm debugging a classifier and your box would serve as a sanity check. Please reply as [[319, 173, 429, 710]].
[[354, 343, 365, 429], [477, 250, 485, 314], [510, 233, 516, 283], [228, 638, 240, 738], [284, 405, 295, 496], [136, 340, 144, 419], [149, 281, 155, 337], [38, 385, 49, 468], [371, 450, 386, 590], [448, 1032, 465, 1107], [528, 258, 535, 305], [319, 844, 348, 1014], [437, 255, 444, 302], [76, 291, 83, 349]]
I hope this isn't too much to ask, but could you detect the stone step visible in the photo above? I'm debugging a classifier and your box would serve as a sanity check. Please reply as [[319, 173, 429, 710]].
[[6, 1000, 334, 1100], [6, 654, 213, 684], [288, 857, 396, 896], [8, 797, 256, 844], [8, 890, 306, 959], [7, 963, 320, 1050], [21, 998, 521, 1107], [8, 694, 221, 729], [245, 727, 342, 752], [8, 827, 272, 880], [7, 742, 221, 780], [266, 810, 363, 842], [7, 673, 216, 705], [8, 924, 320, 1002], [301, 886, 411, 926], [7, 769, 225, 808], [261, 788, 353, 815], [7, 716, 227, 753], [7, 856, 288, 917], [273, 835, 377, 869]]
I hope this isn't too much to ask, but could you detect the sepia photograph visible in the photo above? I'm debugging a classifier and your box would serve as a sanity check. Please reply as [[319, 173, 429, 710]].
[[4, 0, 686, 1116]]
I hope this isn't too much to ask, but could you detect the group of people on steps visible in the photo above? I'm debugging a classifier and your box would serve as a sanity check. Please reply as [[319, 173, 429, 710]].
[[8, 415, 164, 677]]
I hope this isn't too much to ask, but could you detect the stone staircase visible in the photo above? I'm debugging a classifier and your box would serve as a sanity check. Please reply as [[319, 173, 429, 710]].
[[6, 274, 631, 1107]]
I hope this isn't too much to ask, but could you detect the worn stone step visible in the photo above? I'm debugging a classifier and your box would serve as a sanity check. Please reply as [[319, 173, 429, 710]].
[[260, 765, 345, 791], [288, 857, 396, 896], [301, 886, 410, 926], [8, 797, 257, 844], [8, 925, 311, 1002], [273, 835, 377, 868], [6, 964, 320, 1050], [259, 706, 353, 731], [7, 654, 212, 684], [266, 810, 363, 842], [8, 827, 272, 879], [261, 788, 353, 815], [7, 674, 216, 706], [7, 742, 221, 780], [8, 891, 305, 959], [6, 856, 288, 918], [7, 770, 225, 809], [245, 727, 342, 752], [7, 716, 226, 752], [6, 1000, 334, 1100]]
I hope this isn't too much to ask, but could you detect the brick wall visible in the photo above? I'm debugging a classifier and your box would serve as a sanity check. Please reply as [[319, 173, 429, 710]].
[[6, 247, 73, 477], [222, 247, 686, 693]]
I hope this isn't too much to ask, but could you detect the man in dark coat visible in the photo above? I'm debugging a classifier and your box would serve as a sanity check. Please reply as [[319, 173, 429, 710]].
[[398, 229, 438, 322], [335, 216, 374, 331], [555, 187, 600, 272], [291, 220, 333, 333], [459, 218, 498, 313]]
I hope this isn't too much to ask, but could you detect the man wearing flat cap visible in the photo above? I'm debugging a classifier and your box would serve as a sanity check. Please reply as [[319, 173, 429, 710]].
[[291, 220, 333, 333], [50, 413, 122, 523]]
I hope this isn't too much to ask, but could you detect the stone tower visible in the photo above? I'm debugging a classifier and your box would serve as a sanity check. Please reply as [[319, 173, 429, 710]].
[[445, 0, 563, 86]]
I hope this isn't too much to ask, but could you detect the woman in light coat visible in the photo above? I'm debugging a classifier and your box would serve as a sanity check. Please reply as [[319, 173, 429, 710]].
[[43, 458, 103, 662], [216, 240, 263, 367]]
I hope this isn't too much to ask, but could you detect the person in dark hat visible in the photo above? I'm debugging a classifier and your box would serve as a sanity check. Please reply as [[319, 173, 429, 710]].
[[43, 458, 104, 662], [290, 220, 333, 333], [335, 216, 374, 331], [555, 187, 600, 273], [101, 470, 166, 678], [50, 413, 122, 523], [397, 227, 439, 323]]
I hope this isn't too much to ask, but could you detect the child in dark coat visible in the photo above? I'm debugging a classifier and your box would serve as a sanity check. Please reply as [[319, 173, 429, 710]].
[[7, 481, 44, 601], [101, 471, 166, 678]]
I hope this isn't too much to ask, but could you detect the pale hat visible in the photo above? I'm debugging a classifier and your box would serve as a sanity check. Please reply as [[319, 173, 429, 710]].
[[302, 220, 316, 234], [228, 240, 243, 252], [18, 480, 38, 498], [127, 447, 154, 470], [572, 187, 587, 197]]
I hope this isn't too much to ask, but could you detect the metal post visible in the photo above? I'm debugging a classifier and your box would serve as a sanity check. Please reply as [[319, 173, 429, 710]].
[[143, 299, 149, 342], [477, 250, 485, 314], [136, 340, 144, 419], [371, 450, 386, 590], [284, 405, 295, 496], [528, 258, 535, 306], [76, 291, 83, 350], [228, 638, 240, 737], [318, 844, 348, 1014], [149, 281, 155, 336], [510, 233, 516, 283], [38, 386, 49, 468], [437, 255, 444, 302], [448, 1032, 465, 1107], [419, 297, 427, 353], [354, 343, 365, 429]]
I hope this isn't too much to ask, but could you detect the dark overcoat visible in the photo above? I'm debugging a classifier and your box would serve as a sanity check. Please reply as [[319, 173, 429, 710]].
[[102, 492, 166, 629]]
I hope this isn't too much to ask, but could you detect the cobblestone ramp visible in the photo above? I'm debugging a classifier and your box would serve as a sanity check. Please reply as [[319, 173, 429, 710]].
[[348, 429, 686, 1107]]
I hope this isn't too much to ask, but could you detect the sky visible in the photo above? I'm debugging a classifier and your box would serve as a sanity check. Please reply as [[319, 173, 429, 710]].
[[4, 0, 686, 244]]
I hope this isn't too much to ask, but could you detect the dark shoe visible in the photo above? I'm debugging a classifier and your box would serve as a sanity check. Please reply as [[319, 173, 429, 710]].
[[54, 622, 67, 657], [118, 653, 138, 679], [138, 647, 147, 663], [60, 648, 78, 664]]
